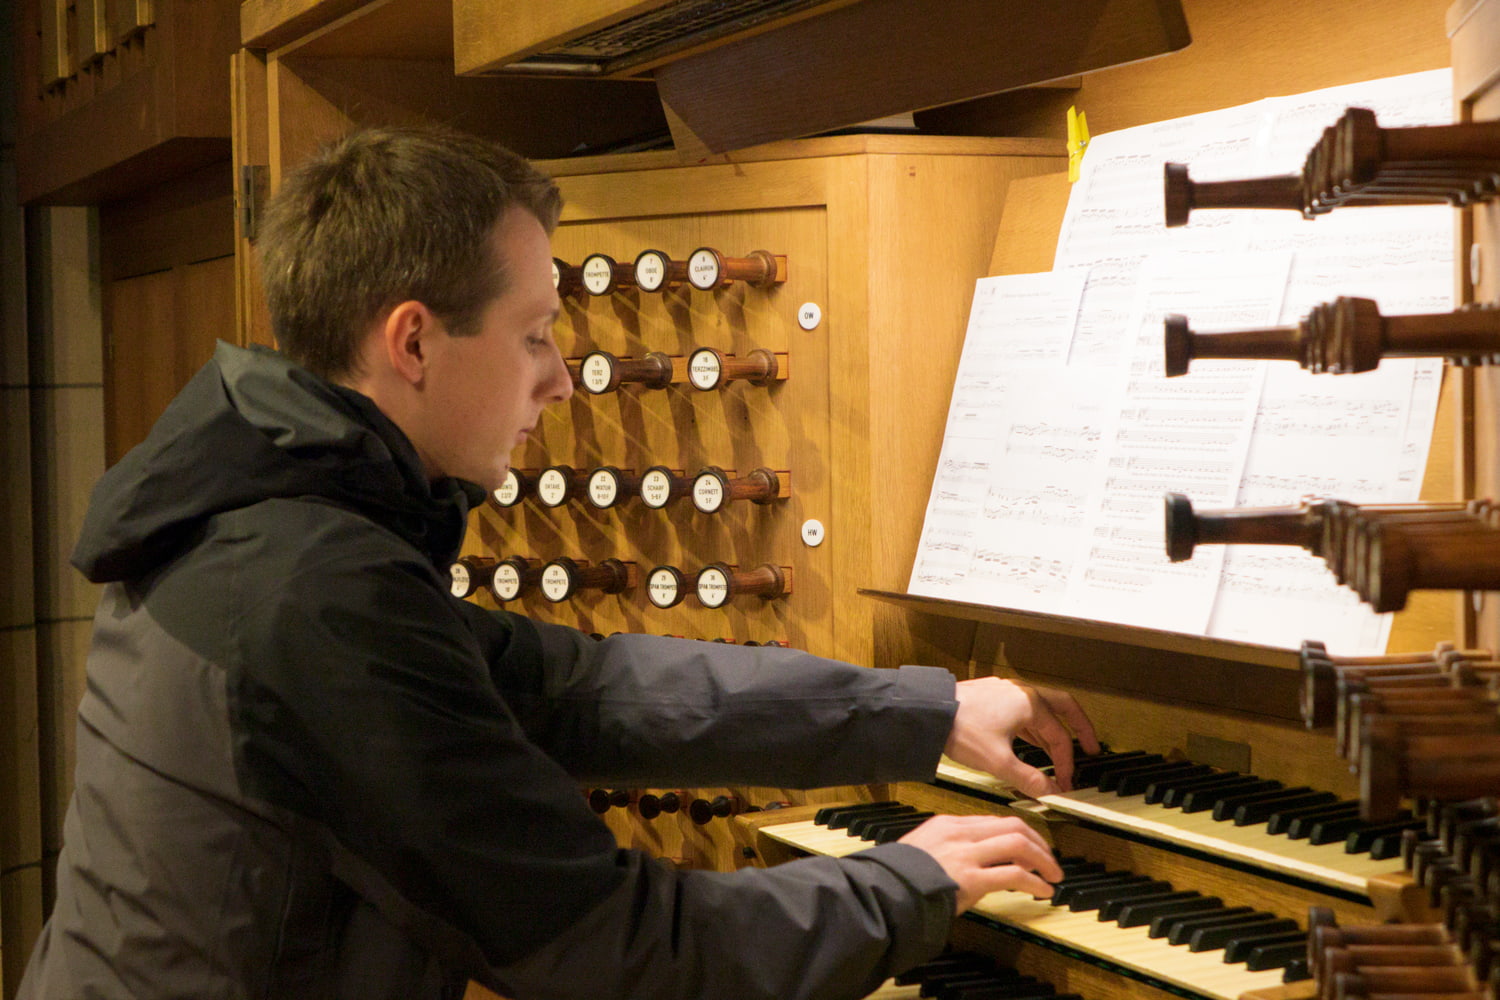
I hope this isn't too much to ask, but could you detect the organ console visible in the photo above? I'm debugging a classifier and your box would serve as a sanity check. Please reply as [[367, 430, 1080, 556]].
[[1163, 300, 1500, 376], [689, 467, 787, 512]]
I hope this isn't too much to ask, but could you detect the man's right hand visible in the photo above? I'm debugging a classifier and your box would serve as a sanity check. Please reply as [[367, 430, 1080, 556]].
[[898, 814, 1062, 914]]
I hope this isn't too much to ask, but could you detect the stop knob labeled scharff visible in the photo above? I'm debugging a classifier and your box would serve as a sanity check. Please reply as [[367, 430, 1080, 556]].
[[639, 466, 693, 509], [578, 350, 674, 394], [694, 563, 791, 608]]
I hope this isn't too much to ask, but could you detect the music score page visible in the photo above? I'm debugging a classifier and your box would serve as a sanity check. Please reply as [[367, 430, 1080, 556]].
[[909, 69, 1451, 653]]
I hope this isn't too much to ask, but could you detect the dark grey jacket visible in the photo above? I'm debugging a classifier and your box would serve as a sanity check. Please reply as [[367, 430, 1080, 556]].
[[19, 342, 960, 1000]]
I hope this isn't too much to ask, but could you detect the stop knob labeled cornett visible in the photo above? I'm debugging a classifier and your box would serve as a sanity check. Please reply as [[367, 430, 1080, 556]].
[[540, 557, 637, 602], [694, 563, 791, 608], [578, 350, 674, 394], [691, 467, 788, 513]]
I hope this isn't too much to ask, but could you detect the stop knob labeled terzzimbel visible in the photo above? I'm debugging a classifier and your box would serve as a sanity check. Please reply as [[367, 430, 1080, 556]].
[[694, 563, 791, 608], [690, 467, 788, 513], [540, 557, 637, 602], [488, 555, 542, 603], [488, 468, 536, 509], [578, 350, 674, 394], [448, 555, 496, 599], [686, 347, 784, 390], [579, 252, 637, 295]]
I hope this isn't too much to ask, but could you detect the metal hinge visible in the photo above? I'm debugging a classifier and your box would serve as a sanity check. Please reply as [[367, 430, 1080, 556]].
[[239, 165, 269, 241]]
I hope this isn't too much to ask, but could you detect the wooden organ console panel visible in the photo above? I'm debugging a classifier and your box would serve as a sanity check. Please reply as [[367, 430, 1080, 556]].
[[450, 136, 1066, 871]]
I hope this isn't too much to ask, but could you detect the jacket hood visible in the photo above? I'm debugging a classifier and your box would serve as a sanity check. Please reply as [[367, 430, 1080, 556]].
[[73, 342, 484, 582]]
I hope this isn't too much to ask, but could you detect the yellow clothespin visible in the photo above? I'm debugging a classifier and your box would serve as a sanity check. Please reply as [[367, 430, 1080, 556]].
[[1067, 106, 1090, 182]]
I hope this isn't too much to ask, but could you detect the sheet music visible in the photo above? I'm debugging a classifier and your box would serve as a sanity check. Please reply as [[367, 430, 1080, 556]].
[[911, 69, 1453, 654]]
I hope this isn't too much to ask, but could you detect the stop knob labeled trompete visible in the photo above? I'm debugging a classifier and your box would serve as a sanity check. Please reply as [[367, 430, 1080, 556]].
[[1163, 107, 1500, 227], [1163, 299, 1500, 376], [538, 557, 637, 602]]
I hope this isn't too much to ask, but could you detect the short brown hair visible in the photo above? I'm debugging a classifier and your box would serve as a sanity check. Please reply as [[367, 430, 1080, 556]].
[[257, 126, 563, 381]]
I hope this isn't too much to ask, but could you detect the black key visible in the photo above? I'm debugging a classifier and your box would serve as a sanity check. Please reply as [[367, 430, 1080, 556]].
[[1095, 757, 1177, 793], [1151, 771, 1250, 806], [1116, 894, 1222, 929], [1233, 790, 1337, 826], [1052, 872, 1140, 908], [1064, 875, 1160, 913], [1120, 763, 1215, 798], [1013, 741, 1055, 768], [843, 805, 919, 836], [1075, 751, 1156, 788], [1092, 754, 1167, 791], [1096, 882, 1177, 920], [1113, 761, 1213, 797], [849, 808, 925, 839], [1281, 802, 1360, 839], [1180, 778, 1279, 813], [945, 982, 1055, 1000], [924, 972, 1013, 999], [1306, 811, 1369, 845], [1281, 956, 1312, 982], [1185, 914, 1288, 952], [1249, 938, 1313, 972], [1224, 929, 1308, 965], [868, 814, 935, 843], [1057, 858, 1107, 878], [895, 955, 992, 986], [1209, 783, 1294, 821], [1347, 819, 1425, 855], [1156, 906, 1255, 942], [817, 801, 901, 827]]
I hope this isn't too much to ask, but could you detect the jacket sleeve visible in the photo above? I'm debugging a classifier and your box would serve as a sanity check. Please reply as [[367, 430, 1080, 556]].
[[463, 603, 959, 787], [234, 526, 955, 989]]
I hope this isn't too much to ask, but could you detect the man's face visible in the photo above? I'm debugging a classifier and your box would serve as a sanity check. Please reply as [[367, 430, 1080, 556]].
[[418, 207, 571, 490]]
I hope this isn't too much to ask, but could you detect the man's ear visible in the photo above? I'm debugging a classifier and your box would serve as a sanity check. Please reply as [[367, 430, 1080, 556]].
[[381, 300, 437, 387]]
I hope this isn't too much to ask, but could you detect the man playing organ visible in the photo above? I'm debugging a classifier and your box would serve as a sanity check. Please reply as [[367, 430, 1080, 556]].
[[18, 125, 1097, 1000]]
